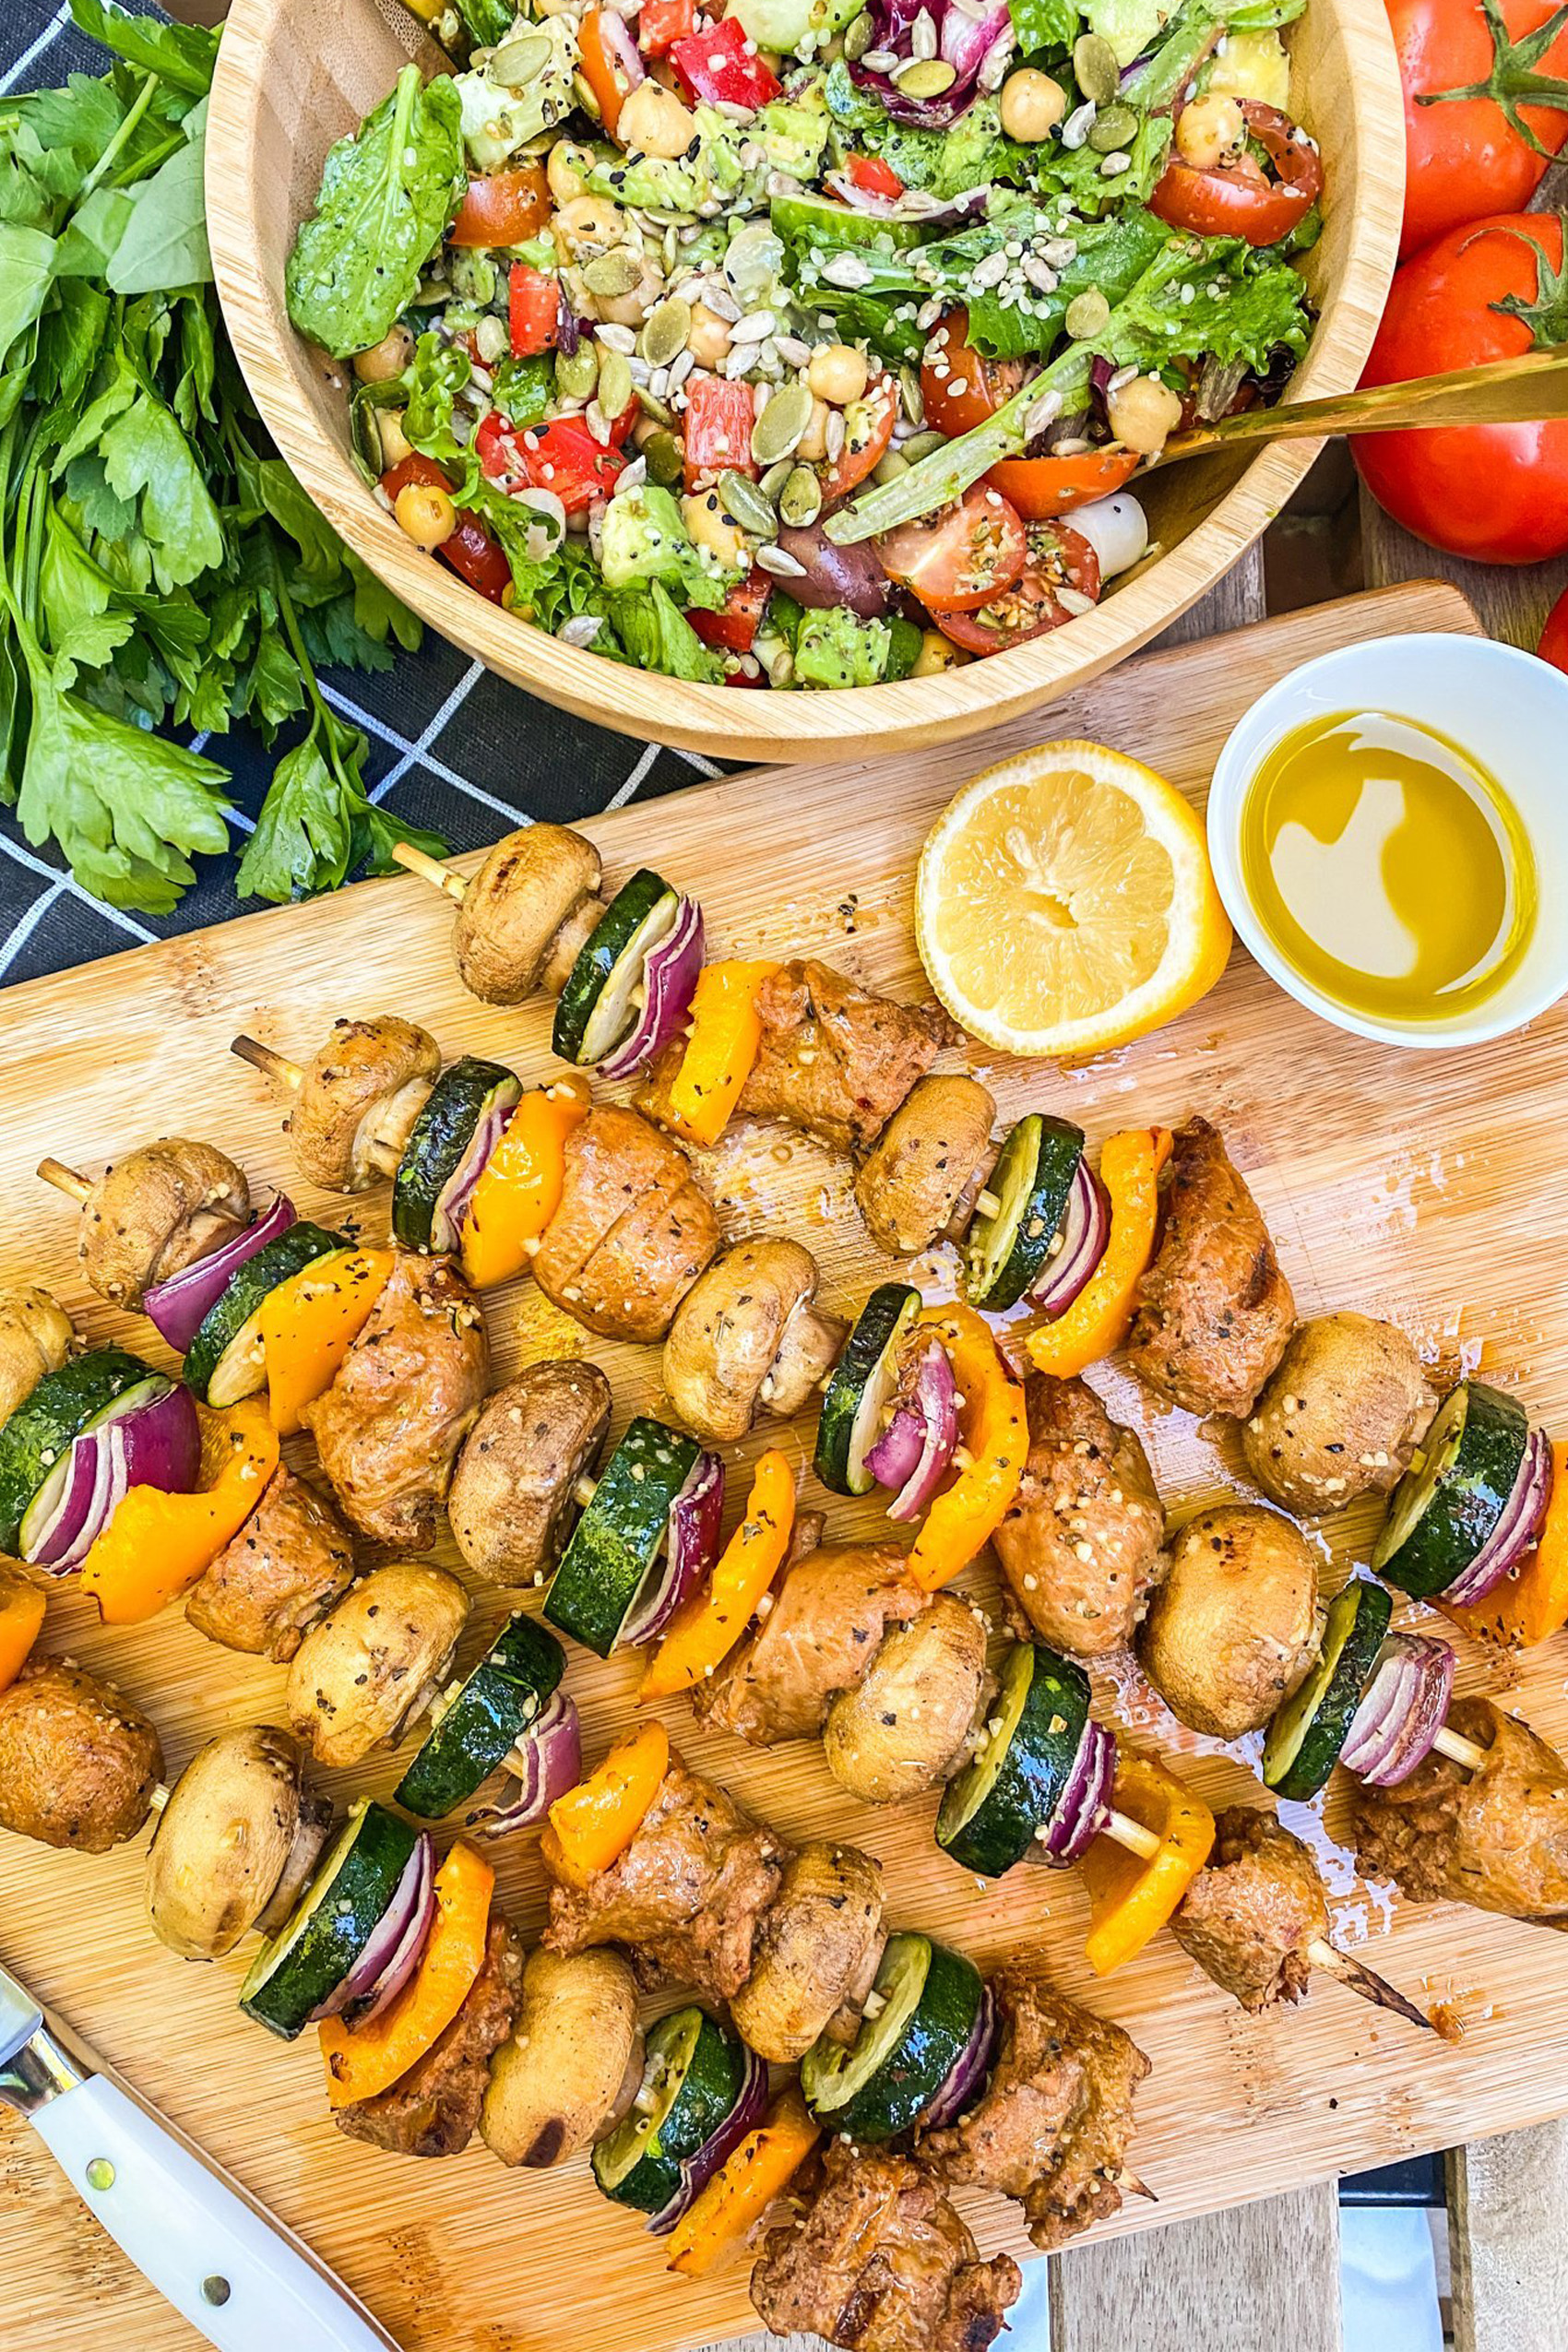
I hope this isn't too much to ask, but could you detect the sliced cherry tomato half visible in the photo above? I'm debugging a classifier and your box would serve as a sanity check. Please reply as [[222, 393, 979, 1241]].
[[689, 568, 771, 652], [820, 373, 897, 501], [1151, 101, 1324, 246], [937, 521, 1100, 655], [450, 164, 551, 249], [874, 484, 1028, 613], [508, 261, 560, 358], [985, 446, 1142, 518], [846, 152, 905, 200], [920, 308, 1027, 439], [475, 410, 624, 512], [380, 454, 513, 602]]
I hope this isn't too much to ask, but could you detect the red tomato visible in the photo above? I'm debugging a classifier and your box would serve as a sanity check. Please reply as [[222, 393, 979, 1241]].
[[578, 8, 634, 135], [1539, 584, 1568, 671], [450, 164, 551, 248], [683, 373, 760, 488], [475, 411, 624, 513], [508, 263, 559, 358], [985, 447, 1141, 517], [689, 570, 770, 651], [821, 374, 897, 501], [937, 522, 1100, 654], [1391, 0, 1568, 259], [1151, 101, 1324, 244], [638, 0, 695, 52], [874, 485, 1028, 612], [671, 15, 782, 110], [921, 308, 1026, 438], [1354, 211, 1568, 563], [380, 455, 512, 602], [845, 152, 905, 199]]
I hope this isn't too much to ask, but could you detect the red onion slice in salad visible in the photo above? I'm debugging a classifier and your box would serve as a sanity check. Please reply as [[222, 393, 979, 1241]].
[[597, 897, 706, 1082], [1340, 1634, 1455, 1788], [352, 1837, 439, 2025], [142, 1192, 297, 1353], [1028, 1159, 1111, 1318], [1030, 1716, 1117, 1868], [622, 1452, 726, 1646], [849, 0, 1013, 125], [646, 2043, 771, 2234], [27, 1381, 202, 1572], [920, 1981, 997, 2131], [884, 1342, 960, 1524], [466, 1689, 584, 1836], [597, 5, 645, 94], [1442, 1427, 1553, 1608], [822, 172, 991, 227], [315, 1833, 434, 2023]]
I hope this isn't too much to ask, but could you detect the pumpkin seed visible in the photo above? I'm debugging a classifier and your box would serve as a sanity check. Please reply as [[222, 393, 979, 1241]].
[[718, 469, 779, 534], [759, 457, 795, 504], [581, 247, 642, 299], [872, 450, 909, 485], [635, 385, 674, 424], [898, 363, 925, 425], [641, 296, 692, 370], [1088, 101, 1137, 151], [778, 464, 822, 527], [597, 348, 634, 421], [556, 341, 599, 400], [899, 428, 946, 462], [1072, 31, 1119, 104], [751, 377, 814, 465], [891, 56, 956, 97], [643, 428, 684, 485], [488, 31, 552, 84], [1064, 288, 1111, 339], [843, 8, 875, 58]]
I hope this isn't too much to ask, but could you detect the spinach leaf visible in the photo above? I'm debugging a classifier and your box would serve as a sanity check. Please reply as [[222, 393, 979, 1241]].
[[1008, 0, 1081, 52]]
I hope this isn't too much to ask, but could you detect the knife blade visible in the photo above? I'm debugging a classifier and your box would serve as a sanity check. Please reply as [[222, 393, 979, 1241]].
[[0, 1957, 402, 2352]]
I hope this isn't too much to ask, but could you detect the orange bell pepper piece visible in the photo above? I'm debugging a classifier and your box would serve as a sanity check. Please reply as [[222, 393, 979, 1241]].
[[319, 1842, 493, 2108], [545, 1721, 670, 1884], [660, 959, 779, 1148], [1026, 1126, 1172, 1380], [0, 1562, 45, 1694], [908, 1302, 1027, 1592], [577, 8, 629, 135], [1443, 1441, 1568, 1650], [1078, 1748, 1215, 1976], [666, 2085, 821, 2277], [261, 1246, 394, 1436], [80, 1396, 280, 1625], [462, 1075, 591, 1289], [638, 1449, 796, 1702]]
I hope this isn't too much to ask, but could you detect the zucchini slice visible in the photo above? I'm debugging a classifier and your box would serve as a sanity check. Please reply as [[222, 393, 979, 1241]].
[[1262, 1577, 1392, 1800], [552, 869, 681, 1068], [591, 2004, 745, 2215], [392, 1054, 522, 1253], [935, 1641, 1091, 1877], [0, 1349, 161, 1554], [814, 1282, 921, 1498], [1371, 1380, 1529, 1599], [801, 1931, 985, 2144], [544, 1417, 699, 1657], [239, 1800, 418, 2041], [394, 1612, 565, 1818], [183, 1221, 347, 1406], [964, 1115, 1086, 1312]]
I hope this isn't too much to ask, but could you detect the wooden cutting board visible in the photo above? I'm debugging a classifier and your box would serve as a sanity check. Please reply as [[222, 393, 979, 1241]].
[[5, 577, 1563, 2352]]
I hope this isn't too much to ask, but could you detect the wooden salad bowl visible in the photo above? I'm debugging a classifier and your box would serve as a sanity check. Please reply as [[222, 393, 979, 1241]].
[[206, 0, 1405, 763]]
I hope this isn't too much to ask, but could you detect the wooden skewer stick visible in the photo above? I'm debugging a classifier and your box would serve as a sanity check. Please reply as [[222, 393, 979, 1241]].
[[1305, 1939, 1436, 2031], [1433, 1724, 1488, 1773], [392, 840, 469, 903], [232, 1034, 304, 1092], [974, 1188, 1002, 1219], [1117, 2167, 1158, 2204], [37, 1158, 91, 1203], [572, 1475, 600, 1509], [1105, 1808, 1160, 1861]]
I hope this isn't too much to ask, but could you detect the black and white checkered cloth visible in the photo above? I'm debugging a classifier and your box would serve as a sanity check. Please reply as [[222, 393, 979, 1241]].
[[0, 0, 730, 989]]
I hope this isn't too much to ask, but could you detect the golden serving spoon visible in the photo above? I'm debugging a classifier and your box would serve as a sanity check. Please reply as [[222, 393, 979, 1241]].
[[1151, 343, 1568, 464]]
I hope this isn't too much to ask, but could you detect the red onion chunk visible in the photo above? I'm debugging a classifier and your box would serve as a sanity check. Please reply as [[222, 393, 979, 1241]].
[[28, 1381, 201, 1572], [598, 5, 645, 90], [647, 2044, 771, 2234], [315, 1833, 434, 2023], [1442, 1427, 1553, 1608], [849, 0, 1013, 125], [469, 1691, 584, 1836], [1027, 1716, 1116, 1869], [885, 1343, 959, 1524], [598, 897, 706, 1081], [920, 1982, 996, 2130], [142, 1193, 297, 1354], [434, 1098, 517, 1253], [353, 1838, 439, 2025], [822, 172, 992, 227], [1342, 1635, 1455, 1788], [866, 1405, 924, 1492], [1028, 1159, 1111, 1319], [623, 1453, 725, 1646], [25, 1434, 107, 1573]]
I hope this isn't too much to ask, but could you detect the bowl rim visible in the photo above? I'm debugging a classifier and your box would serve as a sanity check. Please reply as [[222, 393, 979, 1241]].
[[206, 0, 1407, 763]]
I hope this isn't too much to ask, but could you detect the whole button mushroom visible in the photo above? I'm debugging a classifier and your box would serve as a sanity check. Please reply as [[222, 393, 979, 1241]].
[[241, 1016, 442, 1194], [853, 1075, 998, 1257], [730, 1841, 885, 2063], [1139, 1503, 1319, 1740], [286, 1562, 470, 1770], [824, 1596, 992, 1805], [146, 1724, 329, 1960], [0, 1285, 75, 1424], [1242, 1313, 1433, 1517], [77, 1138, 250, 1309], [452, 824, 609, 1004], [448, 1361, 612, 1586], [661, 1239, 846, 1446]]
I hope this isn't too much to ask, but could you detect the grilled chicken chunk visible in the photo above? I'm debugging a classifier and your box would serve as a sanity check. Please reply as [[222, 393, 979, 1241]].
[[1352, 1697, 1568, 1921], [448, 1360, 612, 1586], [77, 1138, 249, 1309], [1127, 1118, 1295, 1419], [533, 1105, 718, 1343], [922, 1962, 1149, 2252], [993, 1374, 1166, 1658], [0, 1286, 74, 1424], [692, 1543, 925, 1747], [752, 2141, 1021, 2352], [303, 1253, 487, 1549], [0, 1658, 161, 1853], [853, 1075, 997, 1256], [732, 960, 961, 1157], [287, 1016, 440, 1194], [336, 1919, 525, 2157], [543, 1753, 787, 2001], [184, 1464, 354, 1661], [1170, 1806, 1330, 2010]]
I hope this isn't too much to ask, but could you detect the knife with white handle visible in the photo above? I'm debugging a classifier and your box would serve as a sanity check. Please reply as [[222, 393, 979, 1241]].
[[0, 1958, 401, 2352]]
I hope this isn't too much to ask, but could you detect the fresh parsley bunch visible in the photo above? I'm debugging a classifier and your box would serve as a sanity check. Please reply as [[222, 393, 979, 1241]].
[[0, 0, 445, 913]]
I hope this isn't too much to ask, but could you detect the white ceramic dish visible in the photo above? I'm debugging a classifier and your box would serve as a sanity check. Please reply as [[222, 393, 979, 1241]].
[[1206, 631, 1568, 1051]]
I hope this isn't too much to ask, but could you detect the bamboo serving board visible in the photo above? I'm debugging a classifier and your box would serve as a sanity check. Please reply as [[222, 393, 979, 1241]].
[[4, 578, 1564, 2352]]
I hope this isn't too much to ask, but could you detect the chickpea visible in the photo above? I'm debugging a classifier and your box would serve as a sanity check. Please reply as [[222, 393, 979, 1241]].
[[796, 397, 832, 462], [552, 195, 630, 265], [999, 68, 1067, 141], [618, 79, 699, 160], [1107, 371, 1184, 456], [1175, 90, 1246, 170], [911, 629, 970, 676], [593, 256, 665, 327], [687, 302, 732, 368], [352, 324, 413, 384], [682, 489, 750, 569], [547, 141, 589, 207], [807, 342, 869, 407], [394, 481, 457, 550], [374, 407, 414, 470]]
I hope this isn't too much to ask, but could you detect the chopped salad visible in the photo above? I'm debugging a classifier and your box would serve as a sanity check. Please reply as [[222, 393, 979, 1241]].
[[287, 0, 1323, 689]]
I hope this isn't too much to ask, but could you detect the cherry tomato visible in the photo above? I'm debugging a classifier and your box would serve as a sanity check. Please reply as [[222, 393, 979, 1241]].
[[1390, 0, 1568, 259], [937, 522, 1100, 655], [1354, 210, 1568, 564], [985, 447, 1142, 518], [379, 455, 512, 602], [1151, 101, 1324, 244], [874, 485, 1028, 613], [475, 411, 624, 513], [820, 374, 897, 501], [920, 308, 1026, 438], [450, 164, 551, 249], [845, 152, 905, 200], [1539, 585, 1568, 672], [508, 262, 559, 358], [689, 570, 771, 652]]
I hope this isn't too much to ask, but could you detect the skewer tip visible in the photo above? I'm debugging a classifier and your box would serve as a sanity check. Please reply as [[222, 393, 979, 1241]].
[[1117, 2167, 1158, 2204], [37, 1158, 92, 1203], [231, 1035, 304, 1091], [1306, 1937, 1436, 2032]]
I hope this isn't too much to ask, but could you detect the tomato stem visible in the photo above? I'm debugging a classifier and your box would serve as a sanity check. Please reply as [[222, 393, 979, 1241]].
[[1417, 0, 1568, 161]]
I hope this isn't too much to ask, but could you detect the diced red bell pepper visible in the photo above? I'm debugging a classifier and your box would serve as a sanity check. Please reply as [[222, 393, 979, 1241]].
[[380, 453, 512, 602], [845, 152, 904, 200], [689, 568, 769, 651], [639, 0, 695, 53], [671, 15, 781, 111], [682, 373, 760, 490], [475, 410, 624, 513], [509, 263, 560, 358]]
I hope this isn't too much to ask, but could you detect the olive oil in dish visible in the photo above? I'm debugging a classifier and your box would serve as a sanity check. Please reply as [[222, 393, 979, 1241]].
[[1238, 711, 1536, 1027]]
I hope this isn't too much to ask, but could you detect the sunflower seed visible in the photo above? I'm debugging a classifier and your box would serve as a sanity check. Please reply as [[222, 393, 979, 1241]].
[[825, 407, 847, 461], [1061, 99, 1097, 148], [1064, 289, 1111, 339], [1042, 236, 1078, 266], [1072, 31, 1119, 102], [1022, 255, 1058, 293], [595, 321, 637, 353], [730, 309, 778, 346], [778, 464, 822, 526], [756, 542, 808, 576], [667, 348, 695, 390], [752, 377, 814, 463], [1100, 149, 1132, 173], [615, 455, 647, 493], [910, 6, 939, 57], [719, 469, 779, 534], [1024, 388, 1064, 435], [703, 281, 742, 322], [971, 248, 1009, 290], [776, 333, 812, 365], [597, 350, 633, 420], [559, 614, 604, 647], [861, 46, 900, 68], [641, 296, 692, 369], [822, 251, 873, 289], [1057, 585, 1096, 615], [892, 56, 957, 96]]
